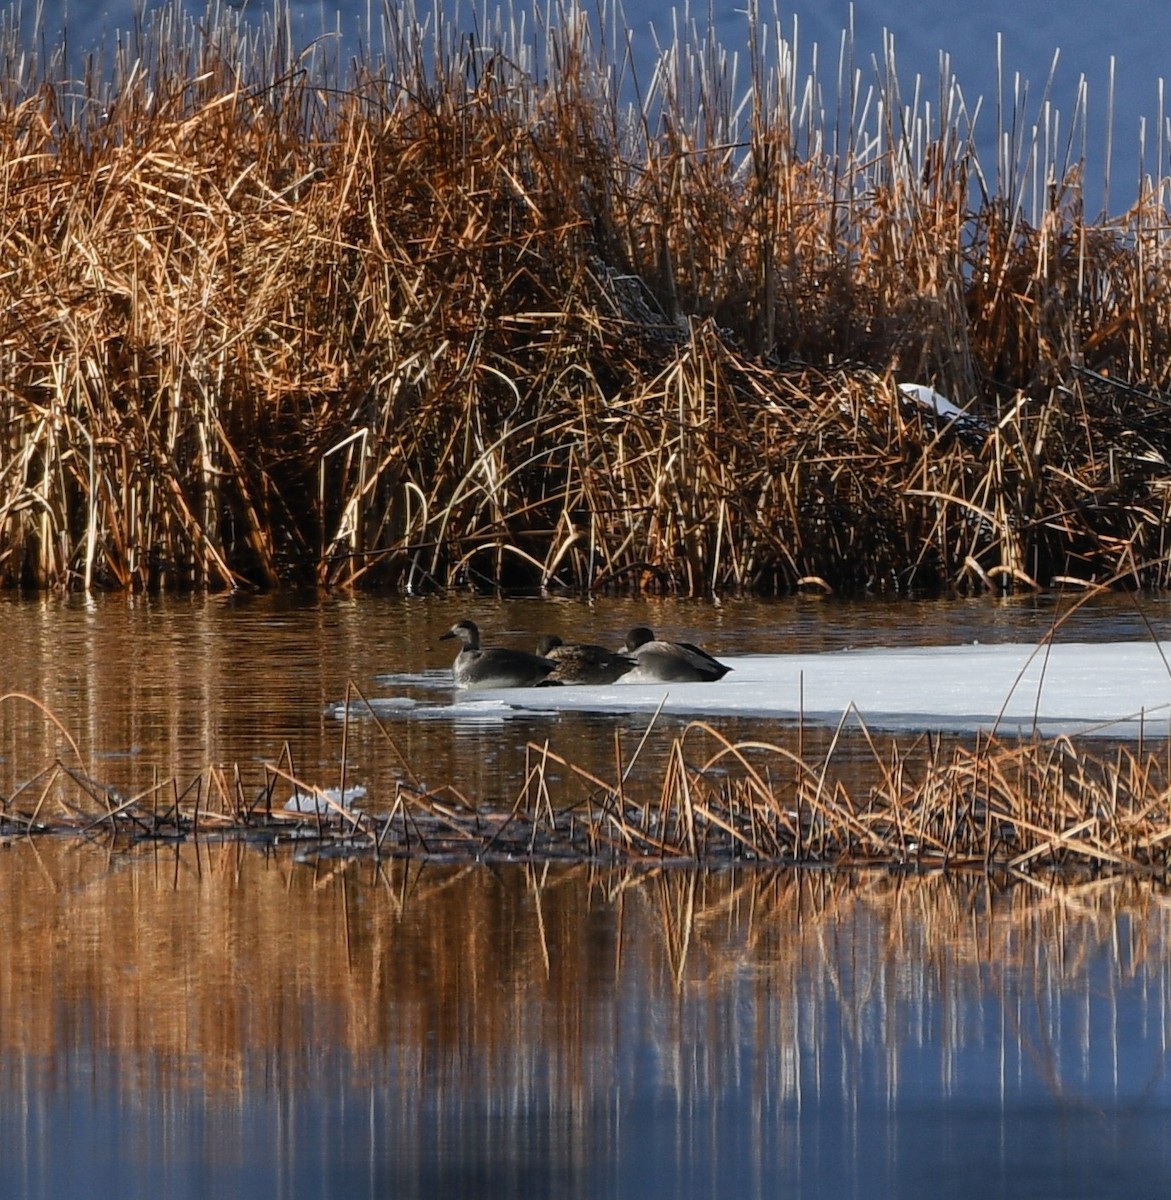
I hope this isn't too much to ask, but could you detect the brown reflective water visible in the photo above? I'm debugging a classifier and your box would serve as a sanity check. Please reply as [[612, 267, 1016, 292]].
[[2, 592, 1171, 1197], [0, 590, 1167, 807]]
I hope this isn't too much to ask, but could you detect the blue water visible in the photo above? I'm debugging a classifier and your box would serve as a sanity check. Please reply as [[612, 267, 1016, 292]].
[[1, 856, 1169, 1200], [0, 597, 1169, 1198]]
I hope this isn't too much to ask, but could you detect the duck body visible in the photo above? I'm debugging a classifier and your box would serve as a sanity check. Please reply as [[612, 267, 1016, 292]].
[[535, 635, 637, 685], [441, 620, 557, 690], [618, 626, 731, 683]]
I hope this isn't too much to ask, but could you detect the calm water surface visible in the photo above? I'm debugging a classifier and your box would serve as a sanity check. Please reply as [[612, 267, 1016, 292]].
[[2, 592, 1171, 1197], [1, 844, 1170, 1199], [0, 590, 1166, 804]]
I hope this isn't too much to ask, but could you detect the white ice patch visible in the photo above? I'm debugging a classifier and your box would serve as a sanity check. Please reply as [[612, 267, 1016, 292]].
[[284, 784, 368, 814], [342, 641, 1171, 739], [898, 382, 969, 420]]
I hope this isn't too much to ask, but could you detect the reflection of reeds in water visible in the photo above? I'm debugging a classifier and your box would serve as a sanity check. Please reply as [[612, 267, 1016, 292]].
[[0, 843, 1168, 1128], [3, 6, 1171, 593]]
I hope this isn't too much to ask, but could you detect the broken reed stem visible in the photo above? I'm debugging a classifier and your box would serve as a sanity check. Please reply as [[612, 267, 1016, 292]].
[[7, 712, 1171, 878]]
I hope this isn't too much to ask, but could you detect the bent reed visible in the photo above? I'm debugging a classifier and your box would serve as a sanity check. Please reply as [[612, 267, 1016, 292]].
[[4, 3, 1171, 594], [8, 704, 1171, 877]]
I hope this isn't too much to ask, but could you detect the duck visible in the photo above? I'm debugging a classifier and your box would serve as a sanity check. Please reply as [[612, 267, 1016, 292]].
[[535, 634, 637, 685], [618, 626, 731, 682], [440, 620, 558, 689]]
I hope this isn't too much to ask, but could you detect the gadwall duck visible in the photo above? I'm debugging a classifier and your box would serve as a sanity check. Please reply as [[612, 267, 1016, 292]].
[[535, 635, 637, 685], [618, 626, 731, 682], [441, 620, 557, 689]]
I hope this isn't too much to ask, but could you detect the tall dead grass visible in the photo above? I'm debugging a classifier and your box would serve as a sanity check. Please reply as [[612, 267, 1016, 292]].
[[506, 721, 1171, 876], [6, 699, 1171, 877], [3, 2, 1171, 592]]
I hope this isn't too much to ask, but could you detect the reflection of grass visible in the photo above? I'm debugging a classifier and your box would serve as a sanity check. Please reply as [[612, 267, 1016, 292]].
[[5, 687, 1171, 874], [4, 6, 1171, 594], [1, 846, 1164, 1105]]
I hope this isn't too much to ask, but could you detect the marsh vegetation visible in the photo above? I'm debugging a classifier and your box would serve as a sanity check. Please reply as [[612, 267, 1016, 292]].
[[2, 11, 1170, 1188], [3, 2, 1171, 594], [8, 680, 1171, 876]]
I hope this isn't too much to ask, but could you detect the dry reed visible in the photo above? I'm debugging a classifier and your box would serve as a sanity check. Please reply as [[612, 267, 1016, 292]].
[[3, 3, 1171, 593], [6, 708, 1171, 877]]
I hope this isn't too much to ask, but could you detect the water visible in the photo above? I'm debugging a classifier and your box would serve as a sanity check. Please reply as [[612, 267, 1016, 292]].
[[0, 590, 1165, 805], [1, 594, 1170, 1195], [1, 840, 1169, 1198]]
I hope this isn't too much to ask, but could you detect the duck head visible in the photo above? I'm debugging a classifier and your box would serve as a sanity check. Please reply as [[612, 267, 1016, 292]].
[[441, 619, 481, 650]]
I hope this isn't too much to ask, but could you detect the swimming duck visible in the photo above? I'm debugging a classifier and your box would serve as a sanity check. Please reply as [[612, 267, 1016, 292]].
[[535, 635, 637, 685], [441, 620, 557, 689], [618, 626, 731, 682]]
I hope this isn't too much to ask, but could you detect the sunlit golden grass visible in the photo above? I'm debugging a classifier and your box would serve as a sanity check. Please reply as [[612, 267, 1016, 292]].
[[507, 721, 1171, 875], [3, 3, 1171, 593], [5, 687, 1171, 877]]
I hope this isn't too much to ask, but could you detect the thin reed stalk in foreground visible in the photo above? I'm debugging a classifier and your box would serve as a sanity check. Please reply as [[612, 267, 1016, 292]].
[[5, 699, 1171, 877]]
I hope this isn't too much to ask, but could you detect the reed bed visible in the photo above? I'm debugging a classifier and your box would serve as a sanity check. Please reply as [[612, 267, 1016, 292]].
[[7, 710, 1171, 877], [3, 3, 1171, 593]]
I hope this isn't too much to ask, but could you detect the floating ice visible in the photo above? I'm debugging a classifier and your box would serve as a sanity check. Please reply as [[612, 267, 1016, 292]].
[[284, 784, 368, 815], [343, 641, 1171, 740]]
